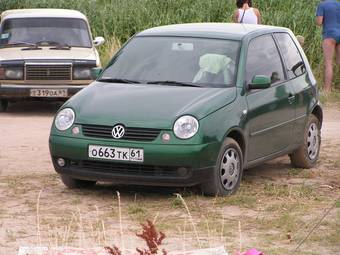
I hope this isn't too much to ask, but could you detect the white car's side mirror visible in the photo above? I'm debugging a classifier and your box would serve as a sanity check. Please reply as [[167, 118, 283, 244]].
[[93, 36, 105, 47]]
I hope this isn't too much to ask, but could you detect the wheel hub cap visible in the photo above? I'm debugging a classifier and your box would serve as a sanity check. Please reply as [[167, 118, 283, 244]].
[[220, 148, 240, 191], [307, 123, 319, 160]]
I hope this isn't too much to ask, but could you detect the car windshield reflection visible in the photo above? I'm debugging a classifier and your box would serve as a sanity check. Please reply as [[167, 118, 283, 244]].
[[0, 18, 92, 48]]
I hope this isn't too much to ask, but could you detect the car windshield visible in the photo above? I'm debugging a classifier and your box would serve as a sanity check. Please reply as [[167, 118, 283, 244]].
[[0, 18, 92, 48], [100, 36, 240, 88]]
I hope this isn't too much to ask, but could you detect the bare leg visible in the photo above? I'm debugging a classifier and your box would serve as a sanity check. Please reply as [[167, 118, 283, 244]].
[[322, 39, 336, 92], [336, 43, 340, 66]]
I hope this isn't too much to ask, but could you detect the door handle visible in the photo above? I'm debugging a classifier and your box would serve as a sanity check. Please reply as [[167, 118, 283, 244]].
[[288, 94, 296, 104]]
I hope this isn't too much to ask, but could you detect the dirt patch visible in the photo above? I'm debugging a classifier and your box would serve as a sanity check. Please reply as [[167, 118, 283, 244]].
[[0, 101, 339, 255]]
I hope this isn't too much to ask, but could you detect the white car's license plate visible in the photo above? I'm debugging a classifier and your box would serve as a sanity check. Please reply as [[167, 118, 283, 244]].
[[30, 89, 68, 97], [88, 145, 144, 162]]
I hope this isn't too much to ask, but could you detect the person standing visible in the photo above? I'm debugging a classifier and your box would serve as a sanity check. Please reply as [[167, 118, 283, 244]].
[[316, 0, 340, 92], [233, 0, 261, 25]]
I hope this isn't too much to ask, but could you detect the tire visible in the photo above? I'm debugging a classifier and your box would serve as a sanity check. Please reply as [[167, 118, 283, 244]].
[[60, 175, 96, 189], [202, 138, 243, 196], [290, 114, 321, 168], [0, 99, 8, 112]]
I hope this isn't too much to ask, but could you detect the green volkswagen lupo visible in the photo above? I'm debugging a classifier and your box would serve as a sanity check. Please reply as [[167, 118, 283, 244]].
[[49, 23, 322, 196]]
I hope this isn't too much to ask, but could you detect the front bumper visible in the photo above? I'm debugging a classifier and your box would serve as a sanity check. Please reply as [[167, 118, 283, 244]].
[[49, 135, 220, 187], [0, 84, 88, 98]]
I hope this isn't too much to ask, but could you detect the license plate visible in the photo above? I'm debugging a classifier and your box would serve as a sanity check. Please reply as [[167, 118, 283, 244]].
[[30, 89, 68, 97], [88, 145, 144, 162]]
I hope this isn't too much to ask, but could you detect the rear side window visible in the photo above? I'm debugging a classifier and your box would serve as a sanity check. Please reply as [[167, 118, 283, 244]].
[[246, 35, 285, 85], [274, 33, 306, 79]]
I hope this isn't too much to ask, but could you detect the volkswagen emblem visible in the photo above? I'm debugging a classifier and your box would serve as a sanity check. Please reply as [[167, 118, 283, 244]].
[[112, 124, 125, 139]]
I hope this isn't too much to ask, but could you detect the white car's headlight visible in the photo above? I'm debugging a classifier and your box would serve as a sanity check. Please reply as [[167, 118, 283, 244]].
[[5, 68, 23, 80], [173, 115, 199, 139], [73, 67, 92, 80], [55, 108, 75, 131]]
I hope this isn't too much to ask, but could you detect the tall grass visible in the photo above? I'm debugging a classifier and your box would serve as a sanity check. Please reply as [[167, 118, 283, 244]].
[[0, 0, 337, 84]]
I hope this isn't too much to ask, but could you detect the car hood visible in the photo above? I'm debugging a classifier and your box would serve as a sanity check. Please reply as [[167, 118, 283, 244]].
[[0, 46, 96, 61], [68, 82, 236, 129]]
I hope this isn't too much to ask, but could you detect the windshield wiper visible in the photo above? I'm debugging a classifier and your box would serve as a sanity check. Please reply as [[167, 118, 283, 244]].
[[146, 80, 201, 87], [18, 41, 43, 50], [97, 78, 141, 84], [0, 41, 40, 48]]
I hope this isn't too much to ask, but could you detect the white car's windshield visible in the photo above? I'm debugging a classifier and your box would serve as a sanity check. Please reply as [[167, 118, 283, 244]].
[[0, 18, 92, 48], [100, 36, 240, 88]]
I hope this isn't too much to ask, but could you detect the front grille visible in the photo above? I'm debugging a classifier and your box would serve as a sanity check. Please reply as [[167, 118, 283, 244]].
[[25, 64, 72, 80], [73, 160, 182, 177], [81, 124, 161, 141]]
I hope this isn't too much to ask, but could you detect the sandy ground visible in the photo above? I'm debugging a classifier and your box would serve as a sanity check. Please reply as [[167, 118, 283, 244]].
[[0, 101, 339, 255]]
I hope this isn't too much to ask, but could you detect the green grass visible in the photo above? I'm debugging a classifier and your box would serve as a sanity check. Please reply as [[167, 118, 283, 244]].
[[217, 191, 258, 208], [170, 196, 185, 209], [288, 168, 313, 179], [263, 183, 316, 199], [320, 89, 340, 105], [288, 168, 304, 176], [336, 200, 340, 208], [127, 203, 148, 219]]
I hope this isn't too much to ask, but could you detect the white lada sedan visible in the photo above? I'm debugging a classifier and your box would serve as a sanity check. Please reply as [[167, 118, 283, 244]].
[[0, 9, 105, 111]]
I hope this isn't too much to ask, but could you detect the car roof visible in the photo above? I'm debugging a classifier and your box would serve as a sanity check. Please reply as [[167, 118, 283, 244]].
[[1, 9, 87, 21], [137, 23, 290, 40]]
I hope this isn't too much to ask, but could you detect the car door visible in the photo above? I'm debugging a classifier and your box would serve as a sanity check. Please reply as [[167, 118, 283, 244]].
[[274, 32, 313, 145], [245, 34, 295, 161]]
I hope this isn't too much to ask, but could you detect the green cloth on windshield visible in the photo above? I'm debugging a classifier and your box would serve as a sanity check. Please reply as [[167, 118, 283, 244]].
[[193, 54, 232, 84]]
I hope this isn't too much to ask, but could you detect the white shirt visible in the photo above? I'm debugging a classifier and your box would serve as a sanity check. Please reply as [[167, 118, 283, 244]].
[[238, 8, 258, 24]]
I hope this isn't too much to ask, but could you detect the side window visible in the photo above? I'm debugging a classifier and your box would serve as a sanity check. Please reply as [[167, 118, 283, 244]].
[[274, 33, 306, 79], [246, 35, 285, 85]]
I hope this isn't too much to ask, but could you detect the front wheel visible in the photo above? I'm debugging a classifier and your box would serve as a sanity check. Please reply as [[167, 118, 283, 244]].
[[202, 138, 243, 196], [290, 115, 321, 168], [60, 175, 96, 189]]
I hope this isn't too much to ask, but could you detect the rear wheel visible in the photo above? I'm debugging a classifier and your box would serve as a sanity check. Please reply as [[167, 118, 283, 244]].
[[202, 138, 243, 196], [0, 99, 8, 112], [290, 115, 321, 168], [60, 175, 96, 189]]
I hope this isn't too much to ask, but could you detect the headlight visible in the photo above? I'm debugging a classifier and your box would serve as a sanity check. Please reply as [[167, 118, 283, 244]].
[[4, 67, 23, 80], [173, 115, 199, 139], [73, 67, 92, 80], [55, 108, 75, 131]]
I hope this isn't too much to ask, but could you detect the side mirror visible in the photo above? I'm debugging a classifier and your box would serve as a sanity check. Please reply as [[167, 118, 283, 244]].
[[248, 75, 271, 90], [93, 36, 105, 47], [91, 67, 103, 80]]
